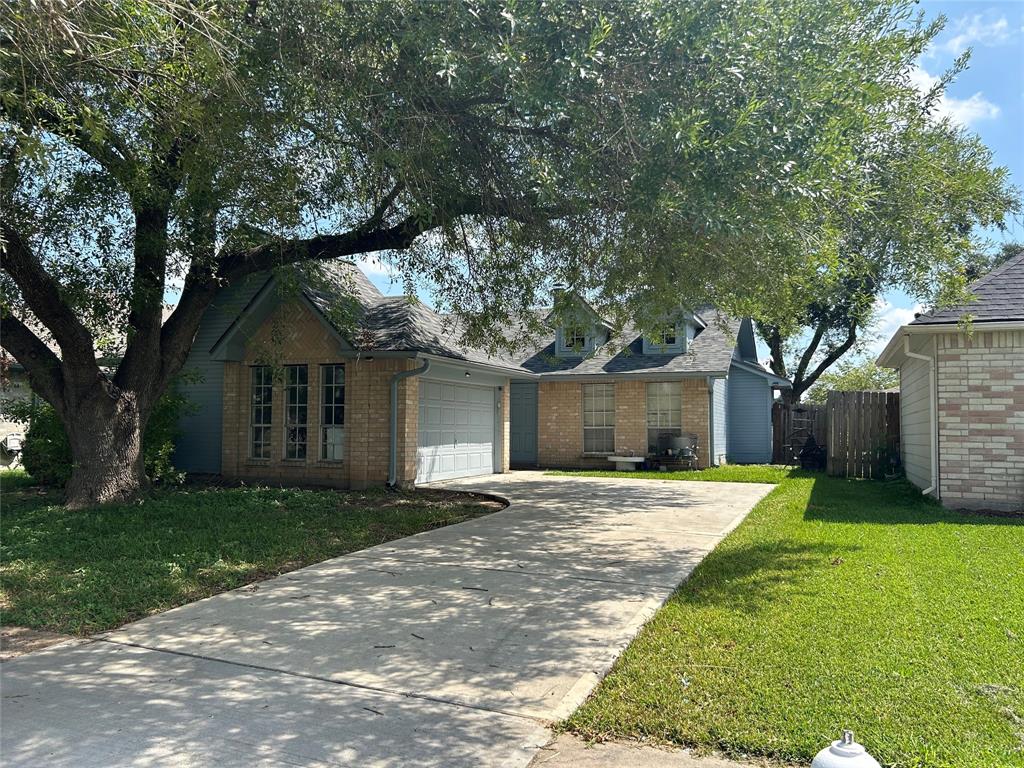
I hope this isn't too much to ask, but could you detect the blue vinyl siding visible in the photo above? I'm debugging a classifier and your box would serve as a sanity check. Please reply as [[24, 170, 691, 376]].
[[711, 377, 728, 465], [173, 274, 268, 473], [726, 362, 773, 464]]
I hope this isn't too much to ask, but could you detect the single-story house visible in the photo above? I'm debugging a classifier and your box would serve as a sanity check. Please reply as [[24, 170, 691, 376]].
[[174, 262, 789, 488], [877, 252, 1024, 512]]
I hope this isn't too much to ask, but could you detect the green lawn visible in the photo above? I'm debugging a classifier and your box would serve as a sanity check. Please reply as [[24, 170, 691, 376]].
[[0, 472, 501, 635], [562, 468, 1024, 768]]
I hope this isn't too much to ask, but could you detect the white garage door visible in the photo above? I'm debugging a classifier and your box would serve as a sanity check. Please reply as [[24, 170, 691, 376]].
[[417, 380, 496, 483]]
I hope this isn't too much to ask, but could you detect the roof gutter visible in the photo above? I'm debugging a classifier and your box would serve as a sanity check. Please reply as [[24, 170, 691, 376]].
[[537, 370, 728, 382], [902, 335, 938, 497], [729, 358, 792, 388], [878, 320, 1024, 366], [388, 358, 431, 488]]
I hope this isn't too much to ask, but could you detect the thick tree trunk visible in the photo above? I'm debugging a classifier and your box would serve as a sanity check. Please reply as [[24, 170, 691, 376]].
[[780, 387, 801, 407], [63, 389, 150, 509]]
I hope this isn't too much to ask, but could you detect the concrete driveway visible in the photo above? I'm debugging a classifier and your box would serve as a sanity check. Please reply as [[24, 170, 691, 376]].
[[1, 472, 773, 767]]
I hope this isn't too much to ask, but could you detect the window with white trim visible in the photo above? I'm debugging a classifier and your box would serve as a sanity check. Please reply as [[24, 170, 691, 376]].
[[642, 323, 685, 354], [284, 364, 308, 460], [320, 364, 345, 461], [249, 365, 273, 459], [583, 383, 615, 454], [565, 326, 587, 349], [646, 381, 682, 453]]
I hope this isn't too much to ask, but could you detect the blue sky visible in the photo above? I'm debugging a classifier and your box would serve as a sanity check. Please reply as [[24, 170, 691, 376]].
[[359, 2, 1024, 360], [867, 1, 1024, 357]]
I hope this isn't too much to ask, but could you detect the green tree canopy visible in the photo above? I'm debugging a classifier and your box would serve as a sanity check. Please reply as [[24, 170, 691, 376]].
[[0, 0, 1018, 505], [804, 359, 899, 404]]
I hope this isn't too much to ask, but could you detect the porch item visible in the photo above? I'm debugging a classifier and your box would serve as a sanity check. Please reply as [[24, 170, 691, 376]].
[[667, 433, 699, 470], [607, 456, 644, 471]]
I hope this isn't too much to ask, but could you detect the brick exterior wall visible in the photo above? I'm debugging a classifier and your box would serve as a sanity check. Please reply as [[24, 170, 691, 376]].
[[614, 380, 647, 456], [500, 381, 511, 473], [221, 300, 420, 489], [537, 378, 712, 469], [537, 381, 589, 467], [345, 356, 419, 490], [681, 378, 711, 468], [936, 329, 1024, 512]]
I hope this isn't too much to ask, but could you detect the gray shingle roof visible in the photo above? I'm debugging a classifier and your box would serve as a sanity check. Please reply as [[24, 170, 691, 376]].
[[912, 252, 1024, 325], [300, 261, 741, 378], [517, 315, 739, 377]]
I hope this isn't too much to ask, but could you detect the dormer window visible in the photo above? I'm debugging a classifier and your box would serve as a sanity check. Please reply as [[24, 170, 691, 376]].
[[546, 291, 611, 358], [643, 323, 686, 354], [555, 324, 592, 357]]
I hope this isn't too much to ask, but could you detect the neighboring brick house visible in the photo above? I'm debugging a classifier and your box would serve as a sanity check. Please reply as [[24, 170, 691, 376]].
[[878, 253, 1024, 512], [175, 261, 788, 489]]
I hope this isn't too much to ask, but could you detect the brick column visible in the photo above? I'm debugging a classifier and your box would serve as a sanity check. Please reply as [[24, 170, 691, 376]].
[[221, 362, 242, 477], [682, 378, 710, 468], [500, 380, 511, 472], [394, 371, 419, 488], [348, 358, 415, 490], [538, 381, 583, 466], [614, 380, 647, 456]]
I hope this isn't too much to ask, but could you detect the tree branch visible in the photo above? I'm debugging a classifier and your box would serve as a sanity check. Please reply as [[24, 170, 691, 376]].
[[117, 132, 196, 392], [0, 219, 100, 381], [359, 182, 405, 234], [218, 192, 572, 282], [156, 263, 221, 389], [0, 101, 137, 190], [154, 191, 576, 394], [792, 321, 826, 386], [0, 310, 66, 412], [797, 321, 860, 398], [757, 322, 789, 379]]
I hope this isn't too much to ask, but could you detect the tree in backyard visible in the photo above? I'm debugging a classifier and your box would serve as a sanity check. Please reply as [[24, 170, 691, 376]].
[[1, 0, 1018, 506], [756, 86, 1018, 404], [965, 242, 1023, 281], [803, 359, 899, 404]]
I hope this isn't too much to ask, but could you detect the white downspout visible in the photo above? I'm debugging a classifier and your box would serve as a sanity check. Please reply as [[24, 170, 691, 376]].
[[903, 335, 937, 496]]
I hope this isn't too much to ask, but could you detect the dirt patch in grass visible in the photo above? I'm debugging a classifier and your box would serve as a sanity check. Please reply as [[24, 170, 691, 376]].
[[0, 625, 78, 661]]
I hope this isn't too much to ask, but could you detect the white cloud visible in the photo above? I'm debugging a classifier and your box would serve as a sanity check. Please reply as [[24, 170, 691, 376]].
[[909, 65, 1001, 128], [356, 254, 399, 279], [938, 91, 1002, 126], [937, 13, 1013, 56], [866, 298, 923, 357]]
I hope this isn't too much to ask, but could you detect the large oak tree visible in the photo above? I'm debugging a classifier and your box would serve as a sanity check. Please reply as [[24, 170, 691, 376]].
[[1, 0, 1016, 506]]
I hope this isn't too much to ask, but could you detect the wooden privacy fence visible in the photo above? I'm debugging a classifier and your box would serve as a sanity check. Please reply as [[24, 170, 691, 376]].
[[772, 391, 900, 478], [772, 402, 827, 465], [825, 391, 900, 479]]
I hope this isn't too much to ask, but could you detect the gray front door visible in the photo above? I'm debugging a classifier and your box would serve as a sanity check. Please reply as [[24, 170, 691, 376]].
[[509, 381, 538, 466]]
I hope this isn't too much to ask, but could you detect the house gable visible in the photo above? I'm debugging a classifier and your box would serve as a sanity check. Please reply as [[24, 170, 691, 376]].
[[210, 275, 353, 362], [545, 289, 613, 358], [242, 295, 350, 364]]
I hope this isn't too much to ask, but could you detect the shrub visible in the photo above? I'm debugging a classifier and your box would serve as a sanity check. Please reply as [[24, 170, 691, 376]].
[[7, 389, 192, 488], [19, 404, 74, 487]]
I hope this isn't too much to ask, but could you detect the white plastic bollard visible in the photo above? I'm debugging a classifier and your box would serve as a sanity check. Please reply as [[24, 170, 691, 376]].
[[811, 730, 881, 768]]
